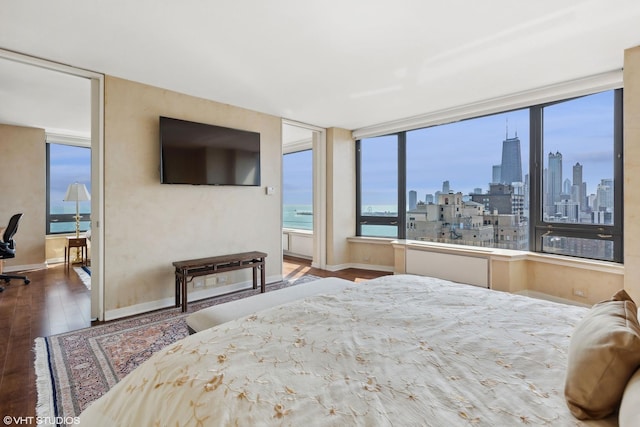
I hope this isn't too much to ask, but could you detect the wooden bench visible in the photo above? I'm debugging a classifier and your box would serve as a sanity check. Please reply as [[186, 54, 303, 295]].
[[173, 251, 267, 312]]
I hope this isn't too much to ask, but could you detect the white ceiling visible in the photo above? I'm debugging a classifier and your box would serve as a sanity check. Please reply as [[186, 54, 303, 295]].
[[1, 0, 640, 138]]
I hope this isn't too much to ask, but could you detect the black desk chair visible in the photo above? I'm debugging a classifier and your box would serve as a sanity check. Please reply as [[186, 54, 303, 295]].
[[0, 213, 31, 292]]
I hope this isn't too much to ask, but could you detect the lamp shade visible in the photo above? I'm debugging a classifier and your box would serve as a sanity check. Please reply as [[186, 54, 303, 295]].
[[63, 182, 91, 202]]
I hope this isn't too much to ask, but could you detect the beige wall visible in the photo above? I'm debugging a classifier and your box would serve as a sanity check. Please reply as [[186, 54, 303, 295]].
[[348, 238, 395, 270], [103, 76, 282, 313], [526, 259, 622, 304], [624, 46, 640, 302], [326, 127, 355, 268], [0, 124, 46, 269]]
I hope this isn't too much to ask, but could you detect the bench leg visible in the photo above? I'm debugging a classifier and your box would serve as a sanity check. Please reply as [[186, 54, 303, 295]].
[[175, 273, 180, 308], [181, 275, 188, 312]]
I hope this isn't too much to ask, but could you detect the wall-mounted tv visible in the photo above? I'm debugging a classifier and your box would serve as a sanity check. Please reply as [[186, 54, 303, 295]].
[[160, 116, 261, 186]]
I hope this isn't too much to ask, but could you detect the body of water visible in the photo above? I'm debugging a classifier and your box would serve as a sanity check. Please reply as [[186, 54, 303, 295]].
[[284, 204, 398, 238], [283, 204, 313, 230]]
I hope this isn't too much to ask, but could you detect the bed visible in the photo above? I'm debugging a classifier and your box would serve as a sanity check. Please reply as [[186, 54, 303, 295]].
[[79, 274, 637, 426]]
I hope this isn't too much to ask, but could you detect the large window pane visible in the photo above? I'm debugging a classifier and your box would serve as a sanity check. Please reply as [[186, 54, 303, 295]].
[[541, 235, 614, 261], [542, 91, 615, 224], [359, 135, 398, 237], [356, 89, 622, 263], [534, 90, 621, 262], [47, 143, 91, 234], [406, 109, 529, 250], [283, 149, 312, 230]]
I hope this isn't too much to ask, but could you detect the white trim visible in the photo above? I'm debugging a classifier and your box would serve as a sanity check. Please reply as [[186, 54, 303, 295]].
[[0, 48, 102, 80], [347, 236, 397, 245], [1, 262, 47, 273], [282, 118, 325, 132], [45, 131, 91, 147], [353, 70, 623, 139], [312, 128, 327, 270], [281, 119, 327, 271], [283, 138, 313, 154], [515, 290, 591, 308], [324, 262, 394, 273], [0, 48, 106, 321], [91, 75, 105, 321], [283, 251, 312, 260]]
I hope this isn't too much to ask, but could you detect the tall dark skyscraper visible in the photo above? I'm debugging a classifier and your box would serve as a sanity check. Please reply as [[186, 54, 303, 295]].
[[547, 151, 563, 215], [500, 133, 522, 184]]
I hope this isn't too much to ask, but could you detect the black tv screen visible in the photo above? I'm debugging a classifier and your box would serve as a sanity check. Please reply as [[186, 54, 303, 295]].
[[160, 116, 261, 186]]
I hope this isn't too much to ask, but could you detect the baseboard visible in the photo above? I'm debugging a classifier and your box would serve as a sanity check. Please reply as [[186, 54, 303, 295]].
[[104, 274, 283, 321], [323, 262, 394, 273], [2, 262, 47, 273], [514, 290, 591, 308]]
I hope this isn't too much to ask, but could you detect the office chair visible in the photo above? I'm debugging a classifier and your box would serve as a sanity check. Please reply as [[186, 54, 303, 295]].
[[0, 213, 31, 292]]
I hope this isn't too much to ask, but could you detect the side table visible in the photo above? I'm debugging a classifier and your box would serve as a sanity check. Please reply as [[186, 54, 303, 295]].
[[65, 236, 88, 269]]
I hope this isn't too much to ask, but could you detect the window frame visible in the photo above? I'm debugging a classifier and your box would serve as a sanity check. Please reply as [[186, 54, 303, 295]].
[[356, 88, 623, 263], [529, 89, 623, 262], [355, 135, 406, 238], [46, 142, 92, 235], [282, 148, 314, 231]]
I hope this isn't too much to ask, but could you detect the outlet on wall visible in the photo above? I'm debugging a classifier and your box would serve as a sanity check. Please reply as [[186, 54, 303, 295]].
[[573, 288, 587, 298]]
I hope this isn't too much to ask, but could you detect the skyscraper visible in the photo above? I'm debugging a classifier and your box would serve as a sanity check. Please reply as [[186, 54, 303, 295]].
[[547, 151, 563, 216], [409, 190, 417, 210], [492, 165, 501, 184], [500, 134, 522, 185], [573, 162, 585, 211]]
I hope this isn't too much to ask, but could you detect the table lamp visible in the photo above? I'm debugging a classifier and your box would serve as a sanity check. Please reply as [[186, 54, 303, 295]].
[[63, 182, 91, 238]]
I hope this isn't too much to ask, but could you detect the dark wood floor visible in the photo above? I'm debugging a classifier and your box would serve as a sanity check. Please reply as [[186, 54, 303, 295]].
[[0, 263, 91, 420], [0, 256, 387, 420]]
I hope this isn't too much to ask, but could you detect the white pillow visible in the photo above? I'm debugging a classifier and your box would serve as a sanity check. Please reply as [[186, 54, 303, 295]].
[[620, 368, 640, 427]]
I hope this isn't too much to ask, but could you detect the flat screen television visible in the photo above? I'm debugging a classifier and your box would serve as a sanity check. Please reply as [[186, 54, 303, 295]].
[[160, 116, 261, 186]]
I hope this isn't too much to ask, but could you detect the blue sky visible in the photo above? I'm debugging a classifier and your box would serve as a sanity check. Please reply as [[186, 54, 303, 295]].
[[283, 149, 313, 205], [49, 143, 91, 213]]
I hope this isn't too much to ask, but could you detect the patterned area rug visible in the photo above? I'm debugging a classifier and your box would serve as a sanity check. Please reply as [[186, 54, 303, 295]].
[[35, 275, 322, 421]]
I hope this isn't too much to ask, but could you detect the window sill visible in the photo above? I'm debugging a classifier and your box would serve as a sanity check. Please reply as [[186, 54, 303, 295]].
[[347, 236, 624, 275]]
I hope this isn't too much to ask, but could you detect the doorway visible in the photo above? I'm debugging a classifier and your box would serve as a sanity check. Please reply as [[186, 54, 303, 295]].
[[0, 49, 105, 321], [282, 120, 326, 269]]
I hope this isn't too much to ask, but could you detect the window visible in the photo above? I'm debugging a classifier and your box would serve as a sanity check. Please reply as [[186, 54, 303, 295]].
[[356, 89, 622, 263], [46, 143, 91, 234], [356, 134, 401, 237], [283, 149, 313, 230], [404, 110, 530, 249], [531, 90, 622, 261]]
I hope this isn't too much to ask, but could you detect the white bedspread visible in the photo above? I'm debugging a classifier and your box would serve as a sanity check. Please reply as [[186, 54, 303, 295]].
[[80, 274, 617, 426]]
